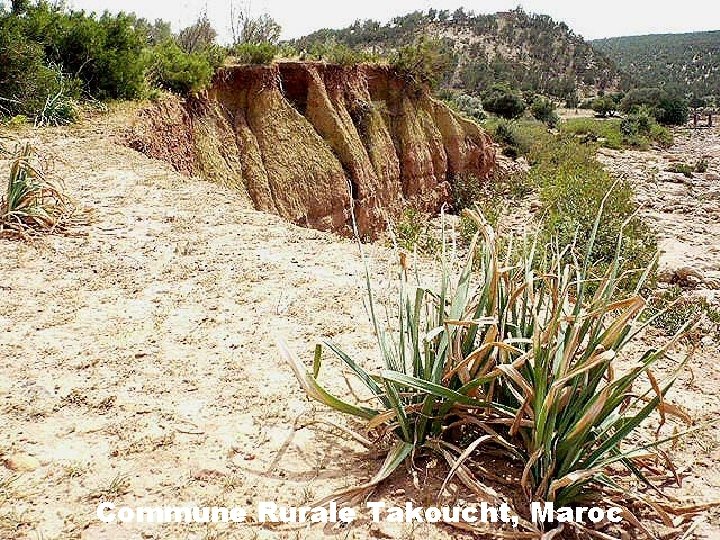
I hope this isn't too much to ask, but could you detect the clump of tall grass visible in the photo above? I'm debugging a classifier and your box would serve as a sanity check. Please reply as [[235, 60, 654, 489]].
[[281, 204, 709, 535], [0, 143, 80, 238]]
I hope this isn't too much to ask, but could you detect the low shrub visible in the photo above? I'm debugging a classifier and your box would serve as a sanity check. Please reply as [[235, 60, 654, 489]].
[[451, 170, 533, 238], [532, 137, 657, 285], [485, 118, 552, 159], [393, 207, 439, 254], [667, 163, 694, 178], [644, 286, 720, 341], [0, 143, 78, 238], [695, 159, 709, 173], [591, 95, 617, 117], [562, 116, 672, 150], [34, 90, 77, 127], [442, 92, 486, 122], [305, 38, 381, 65], [561, 118, 623, 149], [230, 42, 278, 64]]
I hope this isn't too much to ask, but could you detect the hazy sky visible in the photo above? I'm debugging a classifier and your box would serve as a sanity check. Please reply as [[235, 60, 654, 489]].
[[64, 0, 719, 42]]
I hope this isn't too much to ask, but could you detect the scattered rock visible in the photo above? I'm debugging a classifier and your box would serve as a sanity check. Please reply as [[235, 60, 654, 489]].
[[191, 468, 226, 481], [704, 172, 719, 181], [4, 453, 41, 472], [658, 266, 720, 289]]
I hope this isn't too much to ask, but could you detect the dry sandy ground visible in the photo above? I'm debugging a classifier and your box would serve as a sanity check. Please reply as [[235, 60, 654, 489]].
[[0, 111, 718, 540]]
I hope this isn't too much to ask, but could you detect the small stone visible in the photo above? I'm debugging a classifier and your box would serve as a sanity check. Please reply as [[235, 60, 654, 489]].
[[4, 454, 41, 472], [704, 172, 719, 181]]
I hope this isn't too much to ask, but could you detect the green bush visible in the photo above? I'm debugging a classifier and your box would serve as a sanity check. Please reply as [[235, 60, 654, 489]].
[[620, 87, 689, 126], [0, 16, 73, 117], [562, 116, 672, 150], [23, 6, 149, 99], [148, 40, 213, 94], [533, 137, 657, 283], [656, 94, 688, 125], [485, 118, 553, 159], [1, 4, 151, 121], [441, 92, 486, 122], [391, 36, 456, 89], [667, 163, 694, 178], [620, 111, 651, 137], [304, 38, 379, 65], [1, 4, 233, 118], [530, 96, 558, 126], [482, 84, 526, 119], [591, 95, 617, 117], [231, 42, 278, 64], [394, 207, 439, 254]]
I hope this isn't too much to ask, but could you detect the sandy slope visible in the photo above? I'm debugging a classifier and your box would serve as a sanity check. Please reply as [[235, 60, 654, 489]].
[[0, 112, 718, 540]]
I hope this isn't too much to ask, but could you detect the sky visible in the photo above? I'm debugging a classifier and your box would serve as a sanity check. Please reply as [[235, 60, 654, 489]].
[[64, 0, 720, 42]]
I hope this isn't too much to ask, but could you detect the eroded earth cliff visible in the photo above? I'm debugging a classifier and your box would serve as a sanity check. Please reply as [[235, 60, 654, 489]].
[[126, 62, 496, 237]]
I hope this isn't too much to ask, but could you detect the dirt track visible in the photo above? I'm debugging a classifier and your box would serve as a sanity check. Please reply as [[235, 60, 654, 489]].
[[0, 111, 718, 539]]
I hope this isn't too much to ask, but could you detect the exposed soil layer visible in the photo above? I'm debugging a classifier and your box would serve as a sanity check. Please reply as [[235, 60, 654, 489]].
[[125, 62, 496, 238]]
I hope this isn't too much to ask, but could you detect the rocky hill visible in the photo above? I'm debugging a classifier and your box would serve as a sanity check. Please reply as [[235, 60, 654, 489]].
[[293, 7, 625, 98], [592, 31, 720, 97], [125, 62, 495, 238]]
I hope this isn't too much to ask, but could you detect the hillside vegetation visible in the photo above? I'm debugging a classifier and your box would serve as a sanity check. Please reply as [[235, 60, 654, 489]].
[[293, 7, 625, 99], [592, 31, 720, 98]]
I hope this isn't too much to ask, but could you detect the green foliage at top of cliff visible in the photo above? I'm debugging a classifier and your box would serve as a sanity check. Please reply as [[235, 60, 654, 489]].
[[592, 31, 720, 98], [292, 7, 625, 98]]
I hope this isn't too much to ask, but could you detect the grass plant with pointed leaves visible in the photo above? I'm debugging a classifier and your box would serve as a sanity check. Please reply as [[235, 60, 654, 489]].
[[281, 200, 713, 536], [1, 143, 81, 238]]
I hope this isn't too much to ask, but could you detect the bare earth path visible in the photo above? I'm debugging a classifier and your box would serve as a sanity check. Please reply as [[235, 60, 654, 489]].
[[0, 114, 425, 540], [0, 113, 718, 540]]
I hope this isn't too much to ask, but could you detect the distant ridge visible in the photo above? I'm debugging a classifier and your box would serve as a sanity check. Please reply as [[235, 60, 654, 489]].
[[592, 31, 720, 96], [292, 7, 626, 98]]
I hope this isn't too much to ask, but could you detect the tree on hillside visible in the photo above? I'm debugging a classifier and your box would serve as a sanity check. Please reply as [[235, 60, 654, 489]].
[[230, 2, 280, 45], [178, 14, 217, 53], [391, 35, 456, 89]]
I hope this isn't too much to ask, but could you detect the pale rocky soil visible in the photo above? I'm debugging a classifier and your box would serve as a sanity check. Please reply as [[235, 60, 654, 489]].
[[598, 127, 720, 300], [0, 111, 718, 540]]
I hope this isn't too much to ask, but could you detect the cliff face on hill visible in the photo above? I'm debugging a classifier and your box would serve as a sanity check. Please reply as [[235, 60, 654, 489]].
[[126, 62, 496, 237]]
